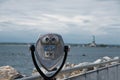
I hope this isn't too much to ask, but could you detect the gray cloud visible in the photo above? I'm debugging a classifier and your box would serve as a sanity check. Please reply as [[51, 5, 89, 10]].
[[0, 0, 120, 44]]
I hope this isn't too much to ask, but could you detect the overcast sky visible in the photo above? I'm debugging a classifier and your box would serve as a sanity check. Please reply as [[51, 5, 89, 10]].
[[0, 0, 120, 44]]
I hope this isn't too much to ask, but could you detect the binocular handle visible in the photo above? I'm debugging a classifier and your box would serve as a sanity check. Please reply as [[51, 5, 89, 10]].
[[30, 45, 68, 80]]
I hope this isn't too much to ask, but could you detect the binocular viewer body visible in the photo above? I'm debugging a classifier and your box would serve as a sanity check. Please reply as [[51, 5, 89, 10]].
[[30, 33, 68, 80], [36, 34, 65, 71]]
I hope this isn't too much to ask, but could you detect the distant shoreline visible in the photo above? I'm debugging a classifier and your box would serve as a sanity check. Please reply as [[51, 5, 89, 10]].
[[67, 43, 120, 48], [0, 42, 33, 45], [0, 42, 120, 48]]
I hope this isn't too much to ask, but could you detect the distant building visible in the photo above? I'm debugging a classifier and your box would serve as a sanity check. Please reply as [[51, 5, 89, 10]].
[[89, 35, 97, 47]]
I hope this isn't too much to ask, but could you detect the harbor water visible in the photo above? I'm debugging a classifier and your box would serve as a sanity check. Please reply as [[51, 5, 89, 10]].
[[0, 44, 120, 76]]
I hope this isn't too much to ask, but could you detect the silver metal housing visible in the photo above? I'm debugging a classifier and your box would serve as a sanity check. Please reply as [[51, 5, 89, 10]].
[[35, 33, 64, 71]]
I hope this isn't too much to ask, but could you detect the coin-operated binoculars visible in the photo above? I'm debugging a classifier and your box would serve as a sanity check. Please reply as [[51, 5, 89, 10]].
[[30, 33, 69, 80]]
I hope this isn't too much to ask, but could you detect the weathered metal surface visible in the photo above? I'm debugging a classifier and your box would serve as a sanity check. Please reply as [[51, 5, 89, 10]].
[[108, 65, 118, 80], [86, 71, 97, 80], [118, 64, 120, 80], [67, 64, 120, 80], [98, 68, 108, 80]]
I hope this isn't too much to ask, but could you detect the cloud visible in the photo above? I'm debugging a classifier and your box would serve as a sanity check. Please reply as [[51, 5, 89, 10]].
[[0, 13, 93, 34], [0, 0, 120, 44], [0, 12, 119, 36]]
